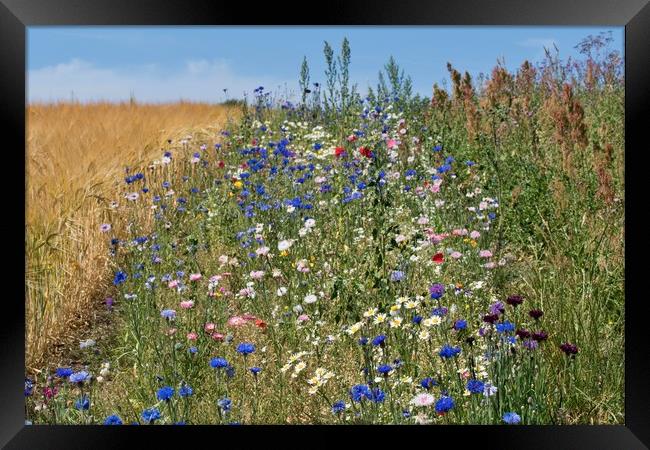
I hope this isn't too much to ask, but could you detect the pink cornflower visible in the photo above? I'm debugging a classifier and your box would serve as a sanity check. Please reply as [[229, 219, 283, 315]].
[[168, 280, 179, 289], [297, 314, 310, 322], [187, 332, 198, 341], [227, 316, 248, 327], [189, 273, 202, 282], [450, 251, 463, 259], [452, 228, 468, 236], [180, 300, 194, 309], [479, 250, 493, 258], [410, 393, 435, 407], [250, 270, 265, 280], [387, 139, 398, 149], [43, 386, 59, 401], [204, 322, 215, 332], [484, 262, 497, 269], [470, 231, 481, 239], [99, 223, 111, 233], [211, 332, 224, 342]]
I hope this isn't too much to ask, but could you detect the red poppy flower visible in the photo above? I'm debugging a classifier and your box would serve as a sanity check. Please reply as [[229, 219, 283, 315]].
[[335, 147, 346, 158], [255, 318, 267, 330], [359, 147, 373, 158], [432, 252, 444, 264]]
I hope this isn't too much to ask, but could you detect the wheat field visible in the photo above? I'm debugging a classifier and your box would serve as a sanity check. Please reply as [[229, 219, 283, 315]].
[[25, 101, 240, 372]]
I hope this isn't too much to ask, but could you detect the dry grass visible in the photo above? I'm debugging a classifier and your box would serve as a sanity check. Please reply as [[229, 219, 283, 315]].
[[25, 101, 240, 372]]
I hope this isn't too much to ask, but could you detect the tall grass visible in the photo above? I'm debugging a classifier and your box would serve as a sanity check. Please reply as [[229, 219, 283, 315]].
[[26, 101, 240, 372]]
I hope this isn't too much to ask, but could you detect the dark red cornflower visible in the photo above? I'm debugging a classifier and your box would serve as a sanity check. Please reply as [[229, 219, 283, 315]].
[[506, 295, 523, 307], [560, 342, 579, 355], [483, 313, 499, 324], [359, 147, 373, 158], [218, 160, 225, 168], [532, 331, 548, 342], [516, 328, 531, 339], [529, 309, 544, 320]]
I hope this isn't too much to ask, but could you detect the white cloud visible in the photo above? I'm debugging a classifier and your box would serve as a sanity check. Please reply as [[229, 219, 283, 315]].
[[518, 38, 558, 49], [27, 58, 295, 103]]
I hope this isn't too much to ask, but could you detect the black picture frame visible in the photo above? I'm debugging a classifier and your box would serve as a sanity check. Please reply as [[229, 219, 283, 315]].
[[3, 0, 648, 448]]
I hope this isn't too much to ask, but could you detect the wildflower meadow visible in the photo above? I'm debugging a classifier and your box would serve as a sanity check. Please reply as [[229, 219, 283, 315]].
[[26, 34, 624, 425]]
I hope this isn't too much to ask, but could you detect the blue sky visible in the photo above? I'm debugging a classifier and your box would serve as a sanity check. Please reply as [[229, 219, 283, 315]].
[[27, 26, 623, 103]]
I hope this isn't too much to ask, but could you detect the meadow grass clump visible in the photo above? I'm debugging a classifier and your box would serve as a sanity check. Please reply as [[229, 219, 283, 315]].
[[26, 34, 623, 425]]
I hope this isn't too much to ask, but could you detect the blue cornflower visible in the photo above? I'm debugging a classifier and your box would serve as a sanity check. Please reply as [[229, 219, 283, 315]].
[[217, 397, 232, 412], [413, 315, 423, 325], [210, 357, 229, 369], [432, 306, 448, 317], [429, 283, 445, 299], [350, 384, 372, 403], [372, 335, 386, 347], [24, 378, 34, 397], [453, 319, 468, 331], [390, 270, 405, 282], [377, 364, 393, 375], [503, 412, 521, 424], [104, 414, 123, 425], [421, 377, 437, 389], [466, 379, 485, 394], [358, 337, 369, 346], [236, 342, 255, 355], [435, 396, 455, 414], [55, 367, 73, 378], [69, 371, 89, 385], [141, 407, 161, 423], [75, 396, 90, 410], [332, 400, 346, 414], [113, 271, 127, 286], [178, 385, 193, 398], [160, 309, 176, 320], [225, 365, 236, 378], [496, 321, 515, 334], [439, 344, 461, 359], [370, 388, 386, 403], [188, 346, 198, 355], [156, 386, 174, 401], [250, 367, 262, 376]]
